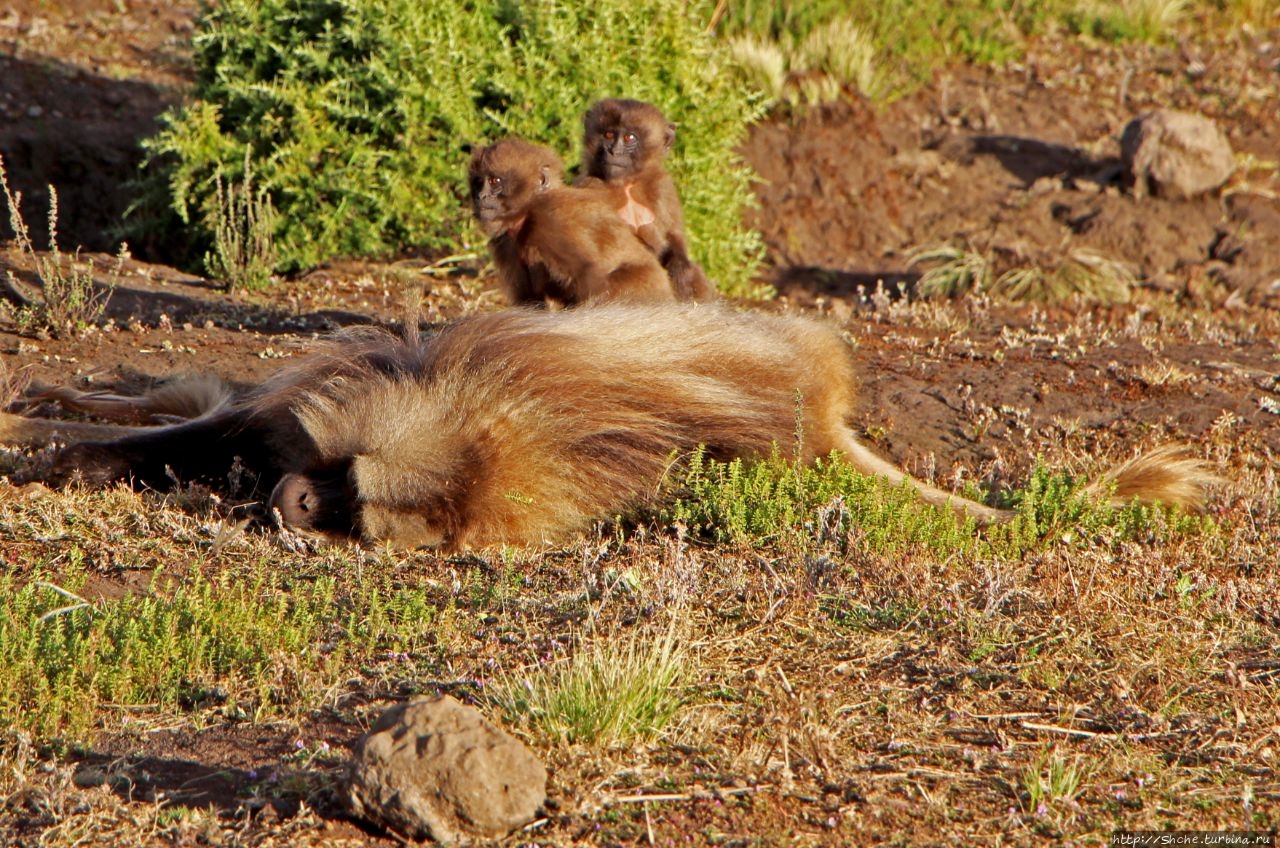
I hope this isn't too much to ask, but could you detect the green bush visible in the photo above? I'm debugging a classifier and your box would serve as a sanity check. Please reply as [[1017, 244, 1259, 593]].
[[140, 0, 766, 295], [664, 448, 1211, 557]]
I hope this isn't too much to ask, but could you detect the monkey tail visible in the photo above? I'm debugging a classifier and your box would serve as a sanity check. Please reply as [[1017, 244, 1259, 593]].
[[833, 432, 1218, 527], [1087, 444, 1220, 512], [834, 429, 1012, 526]]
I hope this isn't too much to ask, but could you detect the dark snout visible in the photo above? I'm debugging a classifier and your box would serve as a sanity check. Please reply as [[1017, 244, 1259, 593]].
[[269, 470, 359, 537], [598, 154, 629, 181]]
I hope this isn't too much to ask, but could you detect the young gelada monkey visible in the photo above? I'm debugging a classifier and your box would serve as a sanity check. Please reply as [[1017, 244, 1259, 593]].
[[577, 98, 717, 302], [1, 303, 1216, 552], [469, 138, 675, 307]]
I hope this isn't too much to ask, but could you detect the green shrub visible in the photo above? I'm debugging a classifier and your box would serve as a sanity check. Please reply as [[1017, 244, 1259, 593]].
[[664, 448, 1210, 557], [140, 0, 766, 295], [666, 448, 979, 556]]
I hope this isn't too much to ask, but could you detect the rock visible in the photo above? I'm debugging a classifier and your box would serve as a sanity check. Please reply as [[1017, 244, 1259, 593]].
[[344, 695, 546, 845], [1121, 109, 1235, 200]]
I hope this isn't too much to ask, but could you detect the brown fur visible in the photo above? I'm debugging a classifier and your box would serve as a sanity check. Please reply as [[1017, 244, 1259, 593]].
[[0, 303, 1217, 550], [576, 98, 717, 301], [469, 138, 675, 307]]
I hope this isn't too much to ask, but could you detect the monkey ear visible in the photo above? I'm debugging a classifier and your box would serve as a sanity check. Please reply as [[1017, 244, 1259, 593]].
[[538, 165, 553, 190], [663, 122, 677, 151]]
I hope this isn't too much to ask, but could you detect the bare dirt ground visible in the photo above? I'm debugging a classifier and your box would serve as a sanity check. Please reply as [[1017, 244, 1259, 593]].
[[1, 2, 1278, 846]]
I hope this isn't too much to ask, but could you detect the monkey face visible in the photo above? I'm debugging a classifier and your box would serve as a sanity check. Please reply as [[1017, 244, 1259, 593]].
[[468, 139, 564, 234], [583, 98, 676, 180]]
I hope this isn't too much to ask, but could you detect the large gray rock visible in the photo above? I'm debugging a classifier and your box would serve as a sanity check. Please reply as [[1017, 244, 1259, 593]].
[[1121, 109, 1235, 200], [344, 695, 547, 845]]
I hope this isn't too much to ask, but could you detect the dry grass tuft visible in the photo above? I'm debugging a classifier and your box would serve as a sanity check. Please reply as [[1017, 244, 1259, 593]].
[[728, 14, 884, 107]]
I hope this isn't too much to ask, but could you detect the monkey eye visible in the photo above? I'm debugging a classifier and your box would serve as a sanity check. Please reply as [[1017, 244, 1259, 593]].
[[602, 130, 615, 141], [487, 175, 503, 189], [623, 131, 638, 144]]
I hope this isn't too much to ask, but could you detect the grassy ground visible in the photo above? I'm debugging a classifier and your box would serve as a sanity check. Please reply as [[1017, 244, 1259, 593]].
[[1, 294, 1276, 845]]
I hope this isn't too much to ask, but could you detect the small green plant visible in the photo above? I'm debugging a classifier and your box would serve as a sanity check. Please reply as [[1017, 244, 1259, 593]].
[[204, 150, 278, 292], [1022, 750, 1087, 814], [493, 629, 687, 747], [0, 155, 116, 339]]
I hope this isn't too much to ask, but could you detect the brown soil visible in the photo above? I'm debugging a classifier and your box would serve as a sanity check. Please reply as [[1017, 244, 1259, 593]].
[[1, 2, 1278, 846]]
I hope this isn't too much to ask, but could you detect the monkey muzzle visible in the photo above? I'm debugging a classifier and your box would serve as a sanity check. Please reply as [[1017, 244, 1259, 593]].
[[269, 469, 359, 538], [599, 158, 630, 181]]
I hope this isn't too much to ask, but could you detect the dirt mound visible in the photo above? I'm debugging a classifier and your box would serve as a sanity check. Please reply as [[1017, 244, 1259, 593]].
[[743, 47, 1280, 307]]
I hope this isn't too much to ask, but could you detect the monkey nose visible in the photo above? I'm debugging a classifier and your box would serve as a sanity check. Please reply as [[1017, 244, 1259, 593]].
[[270, 473, 318, 530]]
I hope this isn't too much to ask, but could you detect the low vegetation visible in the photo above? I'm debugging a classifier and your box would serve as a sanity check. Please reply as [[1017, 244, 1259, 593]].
[[0, 448, 1223, 744], [717, 0, 1274, 106], [0, 156, 116, 338], [908, 242, 1138, 304]]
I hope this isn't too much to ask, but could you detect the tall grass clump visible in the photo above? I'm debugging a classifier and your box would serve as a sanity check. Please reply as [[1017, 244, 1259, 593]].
[[1069, 0, 1191, 41], [716, 0, 1208, 102], [908, 243, 1136, 304], [493, 629, 687, 747], [139, 0, 765, 295], [727, 15, 885, 108], [715, 0, 1071, 99]]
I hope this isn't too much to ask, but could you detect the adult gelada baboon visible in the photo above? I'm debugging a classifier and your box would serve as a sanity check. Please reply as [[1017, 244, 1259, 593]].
[[469, 138, 675, 307], [576, 98, 716, 301], [0, 303, 1215, 551]]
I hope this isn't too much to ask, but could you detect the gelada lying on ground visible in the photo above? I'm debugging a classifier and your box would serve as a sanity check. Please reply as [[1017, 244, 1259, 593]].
[[0, 302, 1215, 550]]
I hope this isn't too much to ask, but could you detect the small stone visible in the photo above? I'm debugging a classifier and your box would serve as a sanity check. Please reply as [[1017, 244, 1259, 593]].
[[26, 105, 43, 118], [1121, 109, 1235, 200], [344, 695, 546, 845]]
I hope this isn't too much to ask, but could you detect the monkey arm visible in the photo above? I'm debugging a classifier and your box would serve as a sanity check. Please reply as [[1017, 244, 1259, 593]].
[[489, 233, 546, 305], [660, 232, 717, 301], [45, 409, 289, 493], [27, 375, 233, 424]]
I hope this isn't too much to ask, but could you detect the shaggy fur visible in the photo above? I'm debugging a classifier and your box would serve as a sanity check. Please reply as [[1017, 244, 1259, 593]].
[[0, 303, 1218, 550], [470, 139, 676, 306]]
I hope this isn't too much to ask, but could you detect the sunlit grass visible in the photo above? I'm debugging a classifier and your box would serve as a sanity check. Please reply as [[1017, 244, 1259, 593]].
[[0, 558, 443, 739], [493, 629, 688, 747]]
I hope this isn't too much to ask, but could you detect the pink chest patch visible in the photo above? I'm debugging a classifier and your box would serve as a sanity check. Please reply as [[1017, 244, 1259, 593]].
[[618, 183, 656, 231]]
